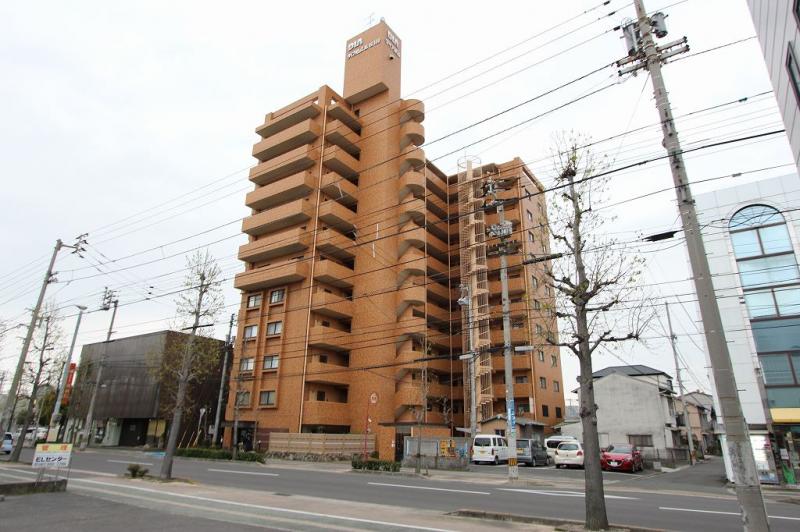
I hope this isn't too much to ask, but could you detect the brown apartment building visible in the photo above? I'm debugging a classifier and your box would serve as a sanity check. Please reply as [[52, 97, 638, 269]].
[[224, 20, 565, 460]]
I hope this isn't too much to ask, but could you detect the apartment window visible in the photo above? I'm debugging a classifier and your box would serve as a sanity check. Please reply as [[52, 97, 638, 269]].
[[263, 355, 279, 370], [266, 321, 283, 335], [789, 42, 800, 105], [553, 380, 560, 392], [533, 299, 541, 310], [527, 210, 533, 222], [538, 350, 545, 362], [239, 357, 254, 372], [629, 434, 653, 447], [236, 391, 251, 406], [551, 354, 558, 367], [515, 375, 529, 384], [318, 353, 329, 363], [517, 403, 530, 414], [531, 276, 538, 289], [511, 319, 525, 329], [555, 407, 562, 418], [541, 404, 549, 417], [539, 377, 547, 389], [259, 390, 276, 406], [246, 294, 262, 308], [536, 324, 543, 335], [243, 325, 258, 341], [316, 390, 326, 401], [528, 232, 534, 243], [270, 289, 285, 304]]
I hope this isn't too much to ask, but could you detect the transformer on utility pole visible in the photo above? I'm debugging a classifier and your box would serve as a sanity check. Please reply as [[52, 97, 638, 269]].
[[617, 1, 769, 529]]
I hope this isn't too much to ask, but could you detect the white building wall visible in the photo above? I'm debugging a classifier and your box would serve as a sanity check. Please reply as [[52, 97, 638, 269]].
[[572, 373, 674, 451], [747, 0, 800, 170]]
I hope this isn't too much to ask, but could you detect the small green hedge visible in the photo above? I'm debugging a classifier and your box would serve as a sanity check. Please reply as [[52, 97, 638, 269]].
[[175, 448, 266, 463], [351, 457, 401, 472]]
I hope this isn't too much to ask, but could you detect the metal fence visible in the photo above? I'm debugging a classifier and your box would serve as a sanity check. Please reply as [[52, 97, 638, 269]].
[[640, 447, 690, 468], [402, 436, 471, 470]]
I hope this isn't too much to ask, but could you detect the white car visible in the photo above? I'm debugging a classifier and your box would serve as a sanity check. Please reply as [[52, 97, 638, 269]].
[[554, 441, 584, 468], [471, 434, 509, 465], [2, 432, 13, 454], [544, 435, 578, 461]]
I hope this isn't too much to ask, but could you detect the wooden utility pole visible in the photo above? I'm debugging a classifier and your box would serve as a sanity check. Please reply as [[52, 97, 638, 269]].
[[666, 302, 695, 465]]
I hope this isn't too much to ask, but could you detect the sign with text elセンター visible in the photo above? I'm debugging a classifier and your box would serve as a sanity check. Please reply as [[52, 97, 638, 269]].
[[32, 443, 72, 469]]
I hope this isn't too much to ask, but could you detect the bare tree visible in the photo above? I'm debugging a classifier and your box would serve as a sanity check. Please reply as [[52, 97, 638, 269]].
[[159, 250, 223, 480], [541, 133, 653, 530], [10, 304, 64, 461]]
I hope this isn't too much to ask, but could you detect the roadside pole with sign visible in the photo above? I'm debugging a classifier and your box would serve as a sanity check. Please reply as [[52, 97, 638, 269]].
[[32, 443, 73, 483]]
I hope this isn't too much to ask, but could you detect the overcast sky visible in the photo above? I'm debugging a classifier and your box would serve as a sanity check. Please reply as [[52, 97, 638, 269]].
[[0, 0, 794, 404]]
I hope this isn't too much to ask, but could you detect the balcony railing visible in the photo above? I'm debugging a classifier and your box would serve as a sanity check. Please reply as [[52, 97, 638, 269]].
[[238, 227, 312, 263], [234, 260, 309, 291]]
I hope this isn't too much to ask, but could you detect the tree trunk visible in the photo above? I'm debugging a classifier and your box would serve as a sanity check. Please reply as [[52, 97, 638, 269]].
[[568, 169, 609, 530], [160, 368, 188, 479], [11, 369, 44, 462]]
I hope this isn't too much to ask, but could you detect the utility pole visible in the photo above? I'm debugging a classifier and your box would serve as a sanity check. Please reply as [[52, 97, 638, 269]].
[[485, 178, 519, 481], [666, 302, 695, 465], [619, 2, 769, 528], [1, 235, 86, 433], [48, 305, 87, 442], [10, 316, 51, 462], [232, 373, 242, 460], [212, 313, 235, 447], [80, 289, 118, 451]]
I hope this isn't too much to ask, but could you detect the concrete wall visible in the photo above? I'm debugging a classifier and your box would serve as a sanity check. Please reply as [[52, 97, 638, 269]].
[[747, 1, 800, 171]]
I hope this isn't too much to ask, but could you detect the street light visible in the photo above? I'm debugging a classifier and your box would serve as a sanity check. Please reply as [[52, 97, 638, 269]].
[[47, 305, 87, 442]]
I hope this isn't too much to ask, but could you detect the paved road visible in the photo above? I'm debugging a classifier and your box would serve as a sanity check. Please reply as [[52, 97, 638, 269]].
[[4, 448, 800, 531]]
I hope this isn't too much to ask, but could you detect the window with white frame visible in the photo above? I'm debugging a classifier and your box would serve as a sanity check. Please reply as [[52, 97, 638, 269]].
[[259, 390, 276, 406], [243, 325, 258, 341], [239, 357, 254, 372], [246, 294, 262, 308], [266, 321, 283, 335], [263, 354, 279, 370], [270, 289, 286, 304]]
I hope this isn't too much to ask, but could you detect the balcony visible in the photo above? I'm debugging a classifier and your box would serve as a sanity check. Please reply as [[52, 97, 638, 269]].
[[427, 281, 455, 306], [399, 147, 425, 176], [252, 119, 321, 162], [426, 303, 451, 325], [308, 324, 351, 352], [397, 308, 426, 337], [398, 246, 426, 282], [311, 291, 354, 320], [319, 200, 356, 234], [400, 99, 425, 124], [398, 223, 425, 256], [426, 231, 449, 258], [398, 171, 425, 200], [325, 119, 361, 158], [249, 145, 320, 186], [316, 229, 356, 261], [396, 346, 425, 370], [400, 121, 424, 149], [426, 354, 456, 374], [234, 260, 309, 292], [426, 193, 447, 220], [245, 171, 315, 211], [314, 259, 355, 289], [305, 359, 350, 386], [398, 197, 425, 226], [489, 276, 526, 295], [322, 145, 359, 180], [491, 354, 533, 372], [256, 100, 321, 139], [397, 283, 425, 312], [238, 227, 311, 263], [490, 327, 530, 346], [302, 400, 350, 426], [395, 383, 424, 407], [242, 199, 314, 237], [321, 172, 357, 207], [327, 101, 362, 134], [426, 256, 452, 279]]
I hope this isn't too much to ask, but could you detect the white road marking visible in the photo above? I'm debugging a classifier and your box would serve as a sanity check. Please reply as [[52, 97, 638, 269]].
[[367, 482, 490, 495], [659, 506, 800, 521], [208, 468, 279, 476], [499, 488, 639, 500], [108, 459, 153, 466], [70, 478, 455, 531]]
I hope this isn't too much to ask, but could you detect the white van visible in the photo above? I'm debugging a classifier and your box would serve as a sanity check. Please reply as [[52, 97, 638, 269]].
[[471, 434, 509, 465], [544, 435, 578, 461]]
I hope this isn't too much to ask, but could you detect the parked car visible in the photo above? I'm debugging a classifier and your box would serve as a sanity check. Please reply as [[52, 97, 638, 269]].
[[2, 432, 13, 454], [471, 434, 509, 465], [544, 435, 578, 461], [554, 441, 584, 468], [516, 439, 549, 466], [601, 443, 644, 472]]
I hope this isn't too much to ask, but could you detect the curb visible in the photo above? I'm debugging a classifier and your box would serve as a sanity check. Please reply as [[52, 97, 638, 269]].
[[351, 469, 425, 478], [449, 509, 665, 532]]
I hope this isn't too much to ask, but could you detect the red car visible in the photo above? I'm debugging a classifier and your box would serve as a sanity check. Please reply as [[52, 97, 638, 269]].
[[601, 444, 644, 472]]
